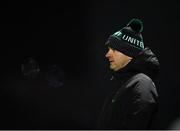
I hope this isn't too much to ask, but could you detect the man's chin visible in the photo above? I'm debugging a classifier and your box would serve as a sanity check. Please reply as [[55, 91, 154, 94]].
[[110, 65, 122, 71], [110, 65, 117, 71]]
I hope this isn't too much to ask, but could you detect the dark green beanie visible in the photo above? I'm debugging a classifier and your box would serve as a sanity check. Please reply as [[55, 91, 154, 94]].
[[105, 18, 144, 57]]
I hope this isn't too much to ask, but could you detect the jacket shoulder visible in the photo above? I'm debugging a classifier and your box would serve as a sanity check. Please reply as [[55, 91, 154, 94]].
[[132, 73, 153, 83], [126, 73, 155, 88], [124, 73, 158, 103]]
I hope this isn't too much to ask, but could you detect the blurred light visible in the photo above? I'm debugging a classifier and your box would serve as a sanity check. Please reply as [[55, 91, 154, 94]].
[[21, 57, 40, 80], [45, 64, 65, 88]]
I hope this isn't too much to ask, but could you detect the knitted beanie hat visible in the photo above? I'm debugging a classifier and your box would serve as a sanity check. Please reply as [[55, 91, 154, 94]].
[[105, 18, 144, 57]]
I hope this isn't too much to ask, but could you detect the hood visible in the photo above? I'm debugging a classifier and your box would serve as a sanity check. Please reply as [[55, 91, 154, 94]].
[[115, 47, 160, 80]]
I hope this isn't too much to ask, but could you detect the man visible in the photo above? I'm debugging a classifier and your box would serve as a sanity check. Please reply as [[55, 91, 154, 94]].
[[97, 18, 160, 129]]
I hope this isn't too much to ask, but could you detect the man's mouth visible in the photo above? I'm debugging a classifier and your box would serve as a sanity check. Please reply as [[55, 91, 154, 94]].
[[109, 60, 114, 63]]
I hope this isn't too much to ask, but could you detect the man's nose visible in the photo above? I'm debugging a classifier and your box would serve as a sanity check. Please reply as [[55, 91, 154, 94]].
[[105, 49, 111, 58]]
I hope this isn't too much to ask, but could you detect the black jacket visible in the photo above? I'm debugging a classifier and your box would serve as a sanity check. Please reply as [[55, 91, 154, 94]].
[[97, 47, 160, 129]]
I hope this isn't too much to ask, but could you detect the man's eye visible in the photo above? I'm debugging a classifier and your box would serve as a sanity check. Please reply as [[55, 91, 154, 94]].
[[108, 47, 113, 50], [111, 48, 116, 51], [108, 47, 116, 52]]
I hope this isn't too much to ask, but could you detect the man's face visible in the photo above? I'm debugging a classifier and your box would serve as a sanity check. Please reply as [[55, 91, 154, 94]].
[[105, 47, 132, 71]]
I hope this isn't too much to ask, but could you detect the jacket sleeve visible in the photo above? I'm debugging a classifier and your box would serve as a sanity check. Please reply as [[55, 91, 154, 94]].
[[116, 77, 158, 129]]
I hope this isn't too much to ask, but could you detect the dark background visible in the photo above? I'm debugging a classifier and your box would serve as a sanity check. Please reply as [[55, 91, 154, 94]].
[[0, 0, 180, 129]]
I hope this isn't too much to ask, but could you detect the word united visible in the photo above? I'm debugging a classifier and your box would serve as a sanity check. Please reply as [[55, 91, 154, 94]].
[[113, 31, 144, 49]]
